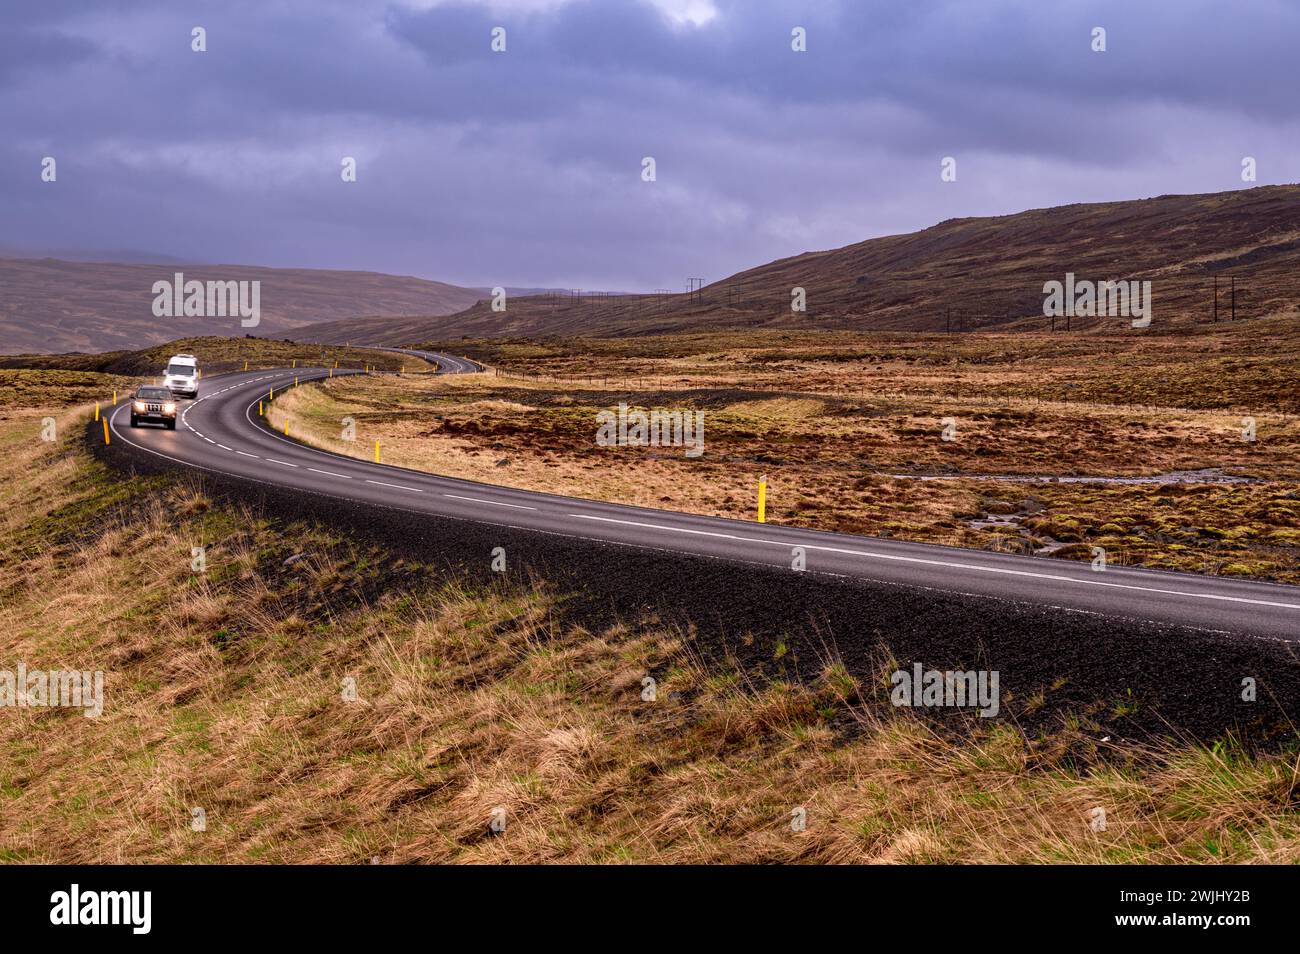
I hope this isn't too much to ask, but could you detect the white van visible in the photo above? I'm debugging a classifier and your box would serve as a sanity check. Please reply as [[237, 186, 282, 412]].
[[163, 354, 200, 398]]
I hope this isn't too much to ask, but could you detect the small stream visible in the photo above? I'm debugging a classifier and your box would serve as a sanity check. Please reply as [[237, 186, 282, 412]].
[[886, 467, 1256, 486]]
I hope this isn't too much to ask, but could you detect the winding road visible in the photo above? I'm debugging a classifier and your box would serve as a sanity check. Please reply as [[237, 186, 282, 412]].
[[106, 351, 1300, 641]]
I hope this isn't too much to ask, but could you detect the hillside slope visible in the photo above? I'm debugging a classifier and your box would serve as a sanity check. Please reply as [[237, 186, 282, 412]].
[[298, 185, 1300, 345], [0, 258, 484, 355]]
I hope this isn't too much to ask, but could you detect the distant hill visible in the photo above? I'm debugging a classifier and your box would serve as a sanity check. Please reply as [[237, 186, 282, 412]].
[[0, 245, 189, 265], [297, 185, 1300, 345], [0, 258, 484, 354]]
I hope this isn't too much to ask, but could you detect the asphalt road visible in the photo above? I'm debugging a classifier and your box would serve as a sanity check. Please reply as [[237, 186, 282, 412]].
[[107, 353, 1300, 641]]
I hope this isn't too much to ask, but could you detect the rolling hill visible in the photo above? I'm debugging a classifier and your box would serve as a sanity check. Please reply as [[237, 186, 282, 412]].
[[0, 258, 484, 355], [298, 185, 1300, 345]]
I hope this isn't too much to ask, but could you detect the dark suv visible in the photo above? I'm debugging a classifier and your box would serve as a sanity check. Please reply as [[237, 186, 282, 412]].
[[130, 386, 178, 429]]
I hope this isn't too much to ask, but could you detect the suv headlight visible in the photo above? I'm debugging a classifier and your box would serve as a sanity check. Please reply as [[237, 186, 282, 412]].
[[133, 400, 146, 412], [163, 402, 177, 414]]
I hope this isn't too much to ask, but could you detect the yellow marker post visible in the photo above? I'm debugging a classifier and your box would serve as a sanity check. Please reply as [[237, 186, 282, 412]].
[[244, 360, 248, 371], [259, 400, 263, 416], [95, 402, 100, 422], [284, 419, 289, 435], [374, 440, 380, 463], [294, 376, 298, 387], [113, 390, 117, 404], [757, 475, 767, 523], [269, 386, 274, 399], [292, 359, 296, 368], [103, 418, 110, 445]]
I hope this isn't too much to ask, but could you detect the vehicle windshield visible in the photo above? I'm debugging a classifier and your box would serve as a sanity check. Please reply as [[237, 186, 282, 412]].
[[167, 364, 195, 376], [137, 388, 171, 400]]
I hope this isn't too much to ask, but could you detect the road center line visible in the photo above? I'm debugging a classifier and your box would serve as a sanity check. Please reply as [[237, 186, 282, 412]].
[[265, 458, 298, 467], [443, 493, 537, 510], [309, 467, 353, 479], [366, 479, 422, 492]]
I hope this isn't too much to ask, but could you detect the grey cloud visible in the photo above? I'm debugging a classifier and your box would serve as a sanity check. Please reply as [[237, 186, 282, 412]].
[[0, 0, 1294, 292]]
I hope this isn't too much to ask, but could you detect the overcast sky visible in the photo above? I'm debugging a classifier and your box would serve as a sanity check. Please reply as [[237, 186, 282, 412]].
[[2, 0, 1295, 291]]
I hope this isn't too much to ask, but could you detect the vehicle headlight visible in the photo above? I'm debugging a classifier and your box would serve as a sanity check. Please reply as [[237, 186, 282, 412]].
[[164, 402, 177, 414], [133, 401, 146, 412]]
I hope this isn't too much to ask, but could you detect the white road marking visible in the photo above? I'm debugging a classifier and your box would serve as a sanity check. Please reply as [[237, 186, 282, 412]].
[[309, 467, 353, 479], [236, 451, 259, 458], [265, 458, 298, 467], [444, 493, 537, 511], [366, 479, 422, 492], [569, 514, 1300, 611]]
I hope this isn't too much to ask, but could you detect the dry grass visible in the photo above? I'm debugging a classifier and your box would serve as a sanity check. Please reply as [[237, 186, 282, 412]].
[[3, 375, 1299, 863]]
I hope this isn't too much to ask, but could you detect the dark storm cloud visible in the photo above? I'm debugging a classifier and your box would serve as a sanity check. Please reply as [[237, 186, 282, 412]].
[[0, 0, 1294, 291]]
